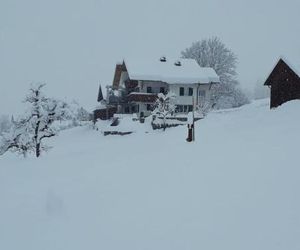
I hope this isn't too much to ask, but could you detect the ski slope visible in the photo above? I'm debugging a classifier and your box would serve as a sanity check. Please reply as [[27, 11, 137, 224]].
[[1, 99, 299, 250]]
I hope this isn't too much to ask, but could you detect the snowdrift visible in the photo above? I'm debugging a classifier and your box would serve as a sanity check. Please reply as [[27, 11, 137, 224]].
[[1, 99, 300, 250]]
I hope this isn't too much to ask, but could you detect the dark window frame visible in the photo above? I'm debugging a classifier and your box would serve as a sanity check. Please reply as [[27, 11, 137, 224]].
[[176, 105, 183, 113], [147, 104, 152, 111], [179, 87, 184, 96]]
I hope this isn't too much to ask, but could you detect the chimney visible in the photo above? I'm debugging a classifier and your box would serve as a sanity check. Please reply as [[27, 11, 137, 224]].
[[160, 56, 167, 62], [174, 60, 181, 66]]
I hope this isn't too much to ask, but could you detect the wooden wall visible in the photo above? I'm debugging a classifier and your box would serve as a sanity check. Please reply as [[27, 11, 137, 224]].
[[265, 59, 300, 108]]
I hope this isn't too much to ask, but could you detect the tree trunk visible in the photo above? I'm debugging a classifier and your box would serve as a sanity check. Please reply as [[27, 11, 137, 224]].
[[34, 120, 40, 158], [36, 143, 40, 157]]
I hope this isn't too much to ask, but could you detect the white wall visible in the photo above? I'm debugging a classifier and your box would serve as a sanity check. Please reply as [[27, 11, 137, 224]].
[[169, 84, 211, 106], [138, 103, 152, 117]]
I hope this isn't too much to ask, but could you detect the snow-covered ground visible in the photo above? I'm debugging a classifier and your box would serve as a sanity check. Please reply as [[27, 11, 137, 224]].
[[1, 99, 300, 250]]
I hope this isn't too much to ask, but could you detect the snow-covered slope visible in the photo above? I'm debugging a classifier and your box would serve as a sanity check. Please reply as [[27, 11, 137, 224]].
[[1, 99, 300, 250]]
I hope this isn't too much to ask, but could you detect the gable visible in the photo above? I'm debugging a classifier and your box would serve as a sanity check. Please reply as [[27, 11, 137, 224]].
[[112, 62, 127, 89], [264, 58, 300, 86]]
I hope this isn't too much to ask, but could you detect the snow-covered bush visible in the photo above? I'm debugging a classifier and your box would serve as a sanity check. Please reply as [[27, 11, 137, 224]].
[[152, 92, 176, 130], [182, 37, 249, 109]]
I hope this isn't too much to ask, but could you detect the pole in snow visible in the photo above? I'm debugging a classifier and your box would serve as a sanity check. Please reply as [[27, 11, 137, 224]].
[[192, 96, 195, 141], [186, 96, 196, 142]]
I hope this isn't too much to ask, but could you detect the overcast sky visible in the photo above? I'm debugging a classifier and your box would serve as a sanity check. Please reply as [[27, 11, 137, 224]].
[[1, 0, 300, 114]]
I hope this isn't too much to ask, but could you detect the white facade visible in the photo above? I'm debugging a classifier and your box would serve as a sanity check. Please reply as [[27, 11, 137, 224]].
[[135, 81, 213, 117], [169, 84, 211, 106]]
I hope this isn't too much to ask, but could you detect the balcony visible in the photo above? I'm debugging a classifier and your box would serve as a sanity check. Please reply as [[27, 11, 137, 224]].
[[127, 92, 158, 103]]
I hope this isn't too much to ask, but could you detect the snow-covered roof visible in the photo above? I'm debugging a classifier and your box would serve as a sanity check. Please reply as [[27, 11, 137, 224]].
[[124, 58, 219, 84]]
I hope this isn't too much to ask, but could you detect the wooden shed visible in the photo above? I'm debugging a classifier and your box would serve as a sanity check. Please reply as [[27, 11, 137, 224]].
[[264, 58, 300, 108]]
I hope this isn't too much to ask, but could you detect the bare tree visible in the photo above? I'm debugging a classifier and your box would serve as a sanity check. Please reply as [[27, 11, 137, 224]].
[[182, 37, 249, 108]]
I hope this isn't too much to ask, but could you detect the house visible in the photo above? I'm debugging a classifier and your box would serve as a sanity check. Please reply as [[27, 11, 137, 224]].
[[102, 57, 219, 119], [264, 57, 300, 108]]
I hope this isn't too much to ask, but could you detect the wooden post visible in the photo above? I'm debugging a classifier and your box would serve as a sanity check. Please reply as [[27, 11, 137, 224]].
[[193, 97, 195, 141]]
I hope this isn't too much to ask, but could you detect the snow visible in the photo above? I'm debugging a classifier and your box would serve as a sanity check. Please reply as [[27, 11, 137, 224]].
[[1, 99, 300, 250], [95, 116, 151, 133], [124, 58, 220, 84], [128, 92, 157, 96]]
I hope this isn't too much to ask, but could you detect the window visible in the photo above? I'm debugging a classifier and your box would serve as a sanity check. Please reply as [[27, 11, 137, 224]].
[[176, 105, 183, 113], [188, 105, 193, 112], [179, 87, 184, 96], [131, 105, 139, 113], [160, 87, 165, 94], [188, 88, 193, 96], [199, 90, 206, 97], [147, 87, 152, 93], [147, 104, 152, 111]]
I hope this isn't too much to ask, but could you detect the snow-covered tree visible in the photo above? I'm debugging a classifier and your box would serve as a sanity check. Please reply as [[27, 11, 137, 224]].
[[57, 100, 91, 130], [0, 83, 70, 158], [196, 99, 212, 117], [181, 37, 249, 108], [0, 117, 34, 157], [0, 115, 11, 135], [152, 92, 176, 130], [211, 79, 250, 109], [253, 79, 269, 100], [68, 101, 91, 122]]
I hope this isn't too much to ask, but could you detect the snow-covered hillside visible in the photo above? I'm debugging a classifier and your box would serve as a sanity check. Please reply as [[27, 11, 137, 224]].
[[1, 99, 299, 250]]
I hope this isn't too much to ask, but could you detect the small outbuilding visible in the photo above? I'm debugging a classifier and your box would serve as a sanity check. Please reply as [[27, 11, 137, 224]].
[[264, 57, 300, 108]]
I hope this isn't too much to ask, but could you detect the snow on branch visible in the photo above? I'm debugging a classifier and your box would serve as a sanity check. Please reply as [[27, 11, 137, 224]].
[[152, 92, 176, 130]]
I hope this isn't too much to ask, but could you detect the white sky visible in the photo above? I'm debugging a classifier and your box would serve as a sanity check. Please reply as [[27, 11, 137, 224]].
[[1, 0, 300, 114]]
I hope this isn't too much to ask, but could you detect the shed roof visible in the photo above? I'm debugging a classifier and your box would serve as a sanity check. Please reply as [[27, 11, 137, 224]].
[[124, 58, 219, 84], [264, 57, 300, 86], [280, 56, 300, 77]]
